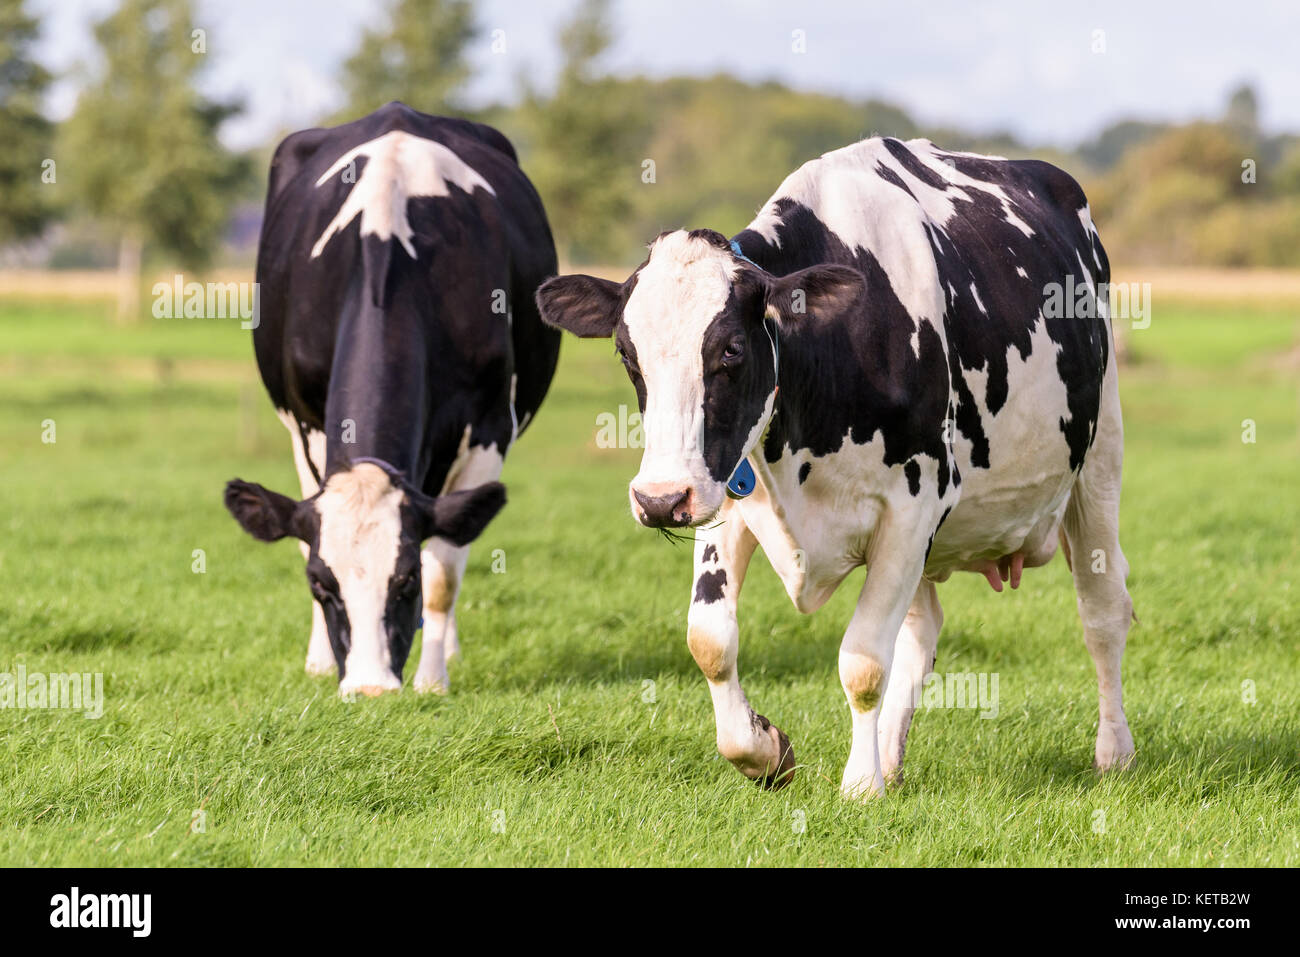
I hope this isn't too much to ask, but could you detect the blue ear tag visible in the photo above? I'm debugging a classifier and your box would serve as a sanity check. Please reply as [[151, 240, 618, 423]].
[[726, 458, 756, 499]]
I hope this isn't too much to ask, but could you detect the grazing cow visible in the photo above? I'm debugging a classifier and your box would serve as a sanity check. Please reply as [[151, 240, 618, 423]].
[[536, 137, 1134, 798], [225, 102, 560, 697]]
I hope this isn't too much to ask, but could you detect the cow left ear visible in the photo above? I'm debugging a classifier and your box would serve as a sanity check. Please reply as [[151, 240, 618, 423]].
[[416, 482, 507, 546], [764, 264, 864, 324]]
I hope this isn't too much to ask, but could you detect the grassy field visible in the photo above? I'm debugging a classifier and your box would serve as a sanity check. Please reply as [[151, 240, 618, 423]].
[[1, 291, 1297, 867]]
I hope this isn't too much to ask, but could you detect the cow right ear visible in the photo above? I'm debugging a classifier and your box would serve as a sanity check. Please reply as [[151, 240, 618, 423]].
[[224, 479, 310, 542], [535, 274, 622, 338], [418, 482, 507, 546]]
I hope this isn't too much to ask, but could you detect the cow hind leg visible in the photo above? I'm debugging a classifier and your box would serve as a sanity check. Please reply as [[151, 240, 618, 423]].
[[1062, 376, 1135, 772], [877, 579, 943, 786], [279, 411, 334, 676], [414, 539, 469, 694]]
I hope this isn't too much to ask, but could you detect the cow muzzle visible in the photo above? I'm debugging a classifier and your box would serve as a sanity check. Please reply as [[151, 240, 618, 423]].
[[630, 481, 695, 528], [338, 659, 402, 698]]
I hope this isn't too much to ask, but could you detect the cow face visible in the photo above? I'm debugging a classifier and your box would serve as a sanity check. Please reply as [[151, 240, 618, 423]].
[[537, 229, 863, 528], [224, 464, 505, 695]]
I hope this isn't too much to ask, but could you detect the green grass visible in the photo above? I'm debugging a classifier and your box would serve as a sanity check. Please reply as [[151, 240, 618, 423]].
[[1, 296, 1297, 866]]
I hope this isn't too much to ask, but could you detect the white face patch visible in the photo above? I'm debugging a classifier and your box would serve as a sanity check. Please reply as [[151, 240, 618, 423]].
[[310, 130, 496, 260], [316, 464, 405, 694], [623, 232, 740, 515]]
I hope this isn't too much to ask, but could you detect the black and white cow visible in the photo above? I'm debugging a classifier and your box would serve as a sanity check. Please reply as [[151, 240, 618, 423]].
[[226, 102, 560, 697], [537, 137, 1134, 798]]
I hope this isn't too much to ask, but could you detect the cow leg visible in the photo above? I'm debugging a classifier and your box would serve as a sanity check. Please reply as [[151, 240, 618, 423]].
[[413, 437, 505, 693], [687, 506, 793, 787], [413, 538, 469, 693], [1062, 365, 1135, 772], [839, 517, 930, 800], [278, 411, 334, 676], [877, 578, 943, 786]]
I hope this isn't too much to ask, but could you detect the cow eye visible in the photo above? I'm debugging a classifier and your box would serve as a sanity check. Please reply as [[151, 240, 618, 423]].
[[722, 339, 745, 363]]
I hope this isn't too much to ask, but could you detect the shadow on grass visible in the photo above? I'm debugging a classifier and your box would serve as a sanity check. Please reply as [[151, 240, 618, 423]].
[[459, 619, 844, 691], [0, 382, 232, 415], [988, 722, 1300, 797], [0, 607, 182, 654]]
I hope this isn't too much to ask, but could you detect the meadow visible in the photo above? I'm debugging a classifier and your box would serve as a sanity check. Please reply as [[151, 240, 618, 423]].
[[0, 285, 1297, 866]]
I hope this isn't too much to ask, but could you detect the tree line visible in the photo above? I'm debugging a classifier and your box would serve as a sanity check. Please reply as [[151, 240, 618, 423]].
[[3, 0, 1299, 321]]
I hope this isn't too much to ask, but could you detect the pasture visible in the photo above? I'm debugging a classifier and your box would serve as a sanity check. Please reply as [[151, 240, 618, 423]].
[[0, 286, 1297, 866]]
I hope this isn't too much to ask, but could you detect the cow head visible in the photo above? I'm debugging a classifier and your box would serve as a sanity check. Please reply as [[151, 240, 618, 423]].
[[224, 462, 505, 695], [536, 229, 862, 528]]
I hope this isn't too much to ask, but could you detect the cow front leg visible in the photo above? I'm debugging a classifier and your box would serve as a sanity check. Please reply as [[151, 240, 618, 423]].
[[414, 539, 469, 694], [413, 439, 506, 693], [877, 578, 943, 786], [839, 522, 929, 800], [278, 411, 335, 676], [687, 507, 794, 788], [300, 542, 336, 675]]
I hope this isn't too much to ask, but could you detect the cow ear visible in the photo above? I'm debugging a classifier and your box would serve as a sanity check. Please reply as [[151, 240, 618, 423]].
[[224, 479, 309, 542], [535, 274, 622, 338], [765, 264, 864, 324], [419, 482, 507, 546]]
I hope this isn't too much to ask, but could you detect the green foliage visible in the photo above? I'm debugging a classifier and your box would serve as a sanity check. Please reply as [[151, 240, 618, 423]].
[[337, 0, 476, 121], [516, 67, 928, 266], [1087, 118, 1300, 268], [0, 0, 54, 242], [1076, 119, 1170, 172], [59, 0, 247, 269], [628, 76, 919, 243], [515, 0, 650, 264]]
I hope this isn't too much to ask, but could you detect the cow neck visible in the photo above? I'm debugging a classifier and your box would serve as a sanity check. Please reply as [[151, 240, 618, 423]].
[[755, 310, 840, 464], [321, 305, 431, 487]]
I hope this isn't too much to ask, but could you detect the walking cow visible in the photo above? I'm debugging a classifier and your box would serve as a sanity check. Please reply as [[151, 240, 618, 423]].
[[226, 103, 560, 698], [536, 137, 1135, 798]]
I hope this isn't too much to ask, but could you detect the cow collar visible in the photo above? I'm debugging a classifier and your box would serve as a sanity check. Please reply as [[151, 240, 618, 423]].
[[727, 239, 780, 500]]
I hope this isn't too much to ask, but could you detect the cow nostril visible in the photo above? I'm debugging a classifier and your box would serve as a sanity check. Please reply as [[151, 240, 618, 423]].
[[357, 685, 389, 698], [633, 487, 691, 527]]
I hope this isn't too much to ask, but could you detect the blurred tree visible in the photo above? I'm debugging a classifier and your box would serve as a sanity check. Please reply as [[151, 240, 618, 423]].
[[1224, 83, 1260, 142], [337, 0, 477, 121], [0, 0, 54, 244], [1077, 119, 1170, 172], [62, 0, 245, 320], [521, 0, 650, 264], [1274, 141, 1300, 196], [1085, 120, 1300, 267]]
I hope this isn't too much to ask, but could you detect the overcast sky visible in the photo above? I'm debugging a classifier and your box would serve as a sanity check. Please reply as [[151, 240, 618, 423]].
[[34, 0, 1300, 150]]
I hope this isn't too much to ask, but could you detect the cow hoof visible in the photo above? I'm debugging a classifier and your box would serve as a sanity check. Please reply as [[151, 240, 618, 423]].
[[1095, 747, 1136, 773], [754, 716, 796, 790], [1094, 722, 1136, 773], [413, 676, 450, 695], [305, 658, 336, 677]]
